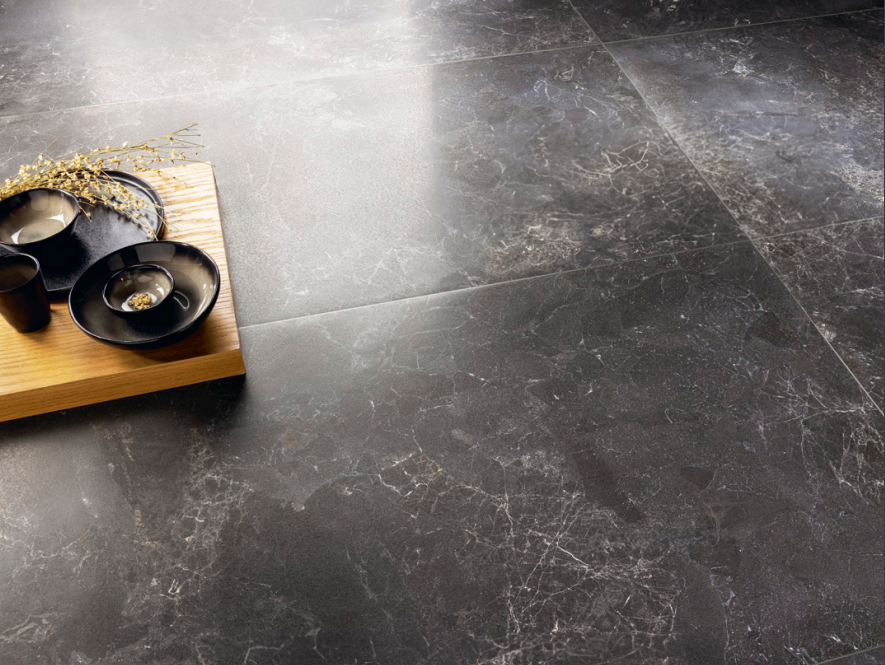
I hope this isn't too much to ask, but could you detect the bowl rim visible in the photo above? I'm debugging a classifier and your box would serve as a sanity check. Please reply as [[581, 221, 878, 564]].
[[68, 240, 221, 347], [101, 262, 176, 315], [0, 252, 42, 294], [0, 187, 81, 248]]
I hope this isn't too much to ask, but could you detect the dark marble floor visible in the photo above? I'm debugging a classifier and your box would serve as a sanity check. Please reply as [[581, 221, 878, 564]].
[[0, 2, 882, 664]]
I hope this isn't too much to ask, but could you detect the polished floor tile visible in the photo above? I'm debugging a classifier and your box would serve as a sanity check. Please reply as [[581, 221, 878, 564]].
[[0, 2, 882, 662], [610, 12, 884, 237], [572, 0, 877, 42], [756, 219, 884, 409], [0, 46, 746, 324], [1, 243, 881, 664], [0, 0, 595, 117], [202, 47, 744, 324]]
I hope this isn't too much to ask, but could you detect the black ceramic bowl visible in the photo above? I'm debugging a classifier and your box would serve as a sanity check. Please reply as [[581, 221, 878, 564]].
[[102, 263, 175, 319], [0, 188, 81, 255], [69, 241, 220, 349]]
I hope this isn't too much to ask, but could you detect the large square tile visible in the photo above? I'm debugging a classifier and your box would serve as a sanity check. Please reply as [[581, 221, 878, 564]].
[[610, 12, 884, 237], [1, 243, 880, 663], [0, 0, 594, 117], [1, 46, 746, 323]]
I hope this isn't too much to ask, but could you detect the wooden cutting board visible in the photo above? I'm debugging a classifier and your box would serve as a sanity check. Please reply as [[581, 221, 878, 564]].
[[0, 162, 245, 423]]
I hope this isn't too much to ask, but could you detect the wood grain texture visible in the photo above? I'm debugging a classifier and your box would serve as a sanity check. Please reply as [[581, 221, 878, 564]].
[[0, 163, 244, 422]]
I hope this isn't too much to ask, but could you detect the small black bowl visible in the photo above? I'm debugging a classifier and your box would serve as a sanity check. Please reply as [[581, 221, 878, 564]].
[[0, 188, 81, 255], [102, 263, 174, 319]]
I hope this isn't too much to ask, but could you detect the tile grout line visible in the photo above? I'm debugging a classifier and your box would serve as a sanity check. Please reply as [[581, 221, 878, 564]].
[[238, 7, 882, 347], [0, 8, 877, 124], [238, 3, 621, 332], [0, 3, 879, 126], [0, 42, 605, 125], [599, 6, 882, 46], [9, 4, 875, 125], [747, 234, 885, 415], [566, 0, 599, 39], [234, 215, 883, 332], [594, 16, 885, 414], [747, 216, 884, 244], [814, 645, 885, 665], [235, 236, 757, 330], [3, 2, 876, 409]]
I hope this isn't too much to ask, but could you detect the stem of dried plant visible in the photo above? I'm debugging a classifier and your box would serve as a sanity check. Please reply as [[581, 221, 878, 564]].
[[0, 124, 204, 239]]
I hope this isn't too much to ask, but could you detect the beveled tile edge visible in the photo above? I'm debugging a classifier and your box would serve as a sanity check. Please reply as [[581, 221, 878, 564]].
[[603, 37, 881, 411], [606, 23, 884, 241], [235, 237, 758, 331], [566, 0, 603, 42], [0, 41, 605, 121], [749, 225, 885, 417], [592, 6, 884, 45], [746, 217, 885, 245], [816, 645, 885, 664]]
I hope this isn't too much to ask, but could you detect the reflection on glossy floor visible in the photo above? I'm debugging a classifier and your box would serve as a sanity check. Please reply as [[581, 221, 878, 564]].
[[0, 2, 882, 664]]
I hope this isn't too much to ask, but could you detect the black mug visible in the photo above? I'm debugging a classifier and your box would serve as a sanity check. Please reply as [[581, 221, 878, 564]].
[[0, 253, 51, 332]]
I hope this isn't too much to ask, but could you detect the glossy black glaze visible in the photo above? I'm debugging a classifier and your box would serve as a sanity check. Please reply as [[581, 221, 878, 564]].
[[68, 241, 219, 348], [0, 188, 80, 255], [0, 171, 165, 298], [102, 263, 175, 319], [3, 242, 883, 663], [0, 253, 50, 332]]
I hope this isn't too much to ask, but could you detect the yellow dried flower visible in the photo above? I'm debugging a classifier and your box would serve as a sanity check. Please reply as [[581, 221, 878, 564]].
[[0, 124, 202, 238]]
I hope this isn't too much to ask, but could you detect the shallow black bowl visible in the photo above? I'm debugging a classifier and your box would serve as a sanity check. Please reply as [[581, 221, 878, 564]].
[[69, 241, 220, 349], [0, 188, 81, 255], [102, 263, 175, 319]]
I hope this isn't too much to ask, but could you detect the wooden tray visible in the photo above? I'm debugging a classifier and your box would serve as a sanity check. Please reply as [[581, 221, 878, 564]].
[[0, 163, 245, 422]]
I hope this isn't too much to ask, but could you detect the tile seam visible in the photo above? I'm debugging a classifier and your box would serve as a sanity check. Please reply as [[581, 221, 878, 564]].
[[601, 28, 884, 414], [814, 645, 885, 665], [0, 8, 875, 120], [599, 7, 883, 45], [565, 0, 600, 41], [747, 216, 885, 244], [0, 43, 606, 124], [748, 234, 884, 415], [598, 35, 754, 252], [235, 236, 757, 330]]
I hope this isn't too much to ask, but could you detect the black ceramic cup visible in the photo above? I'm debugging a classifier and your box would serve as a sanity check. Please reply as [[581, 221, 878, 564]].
[[0, 253, 51, 332]]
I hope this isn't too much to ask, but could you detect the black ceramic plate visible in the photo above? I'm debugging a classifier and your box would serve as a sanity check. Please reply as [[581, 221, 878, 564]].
[[0, 171, 164, 299], [68, 241, 220, 349]]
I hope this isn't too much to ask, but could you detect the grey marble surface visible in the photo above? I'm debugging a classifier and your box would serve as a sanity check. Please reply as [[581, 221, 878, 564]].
[[0, 46, 745, 325], [825, 647, 885, 664], [0, 0, 595, 117], [757, 219, 884, 409], [0, 2, 882, 664], [1, 242, 882, 664], [610, 12, 884, 237], [572, 0, 879, 42]]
